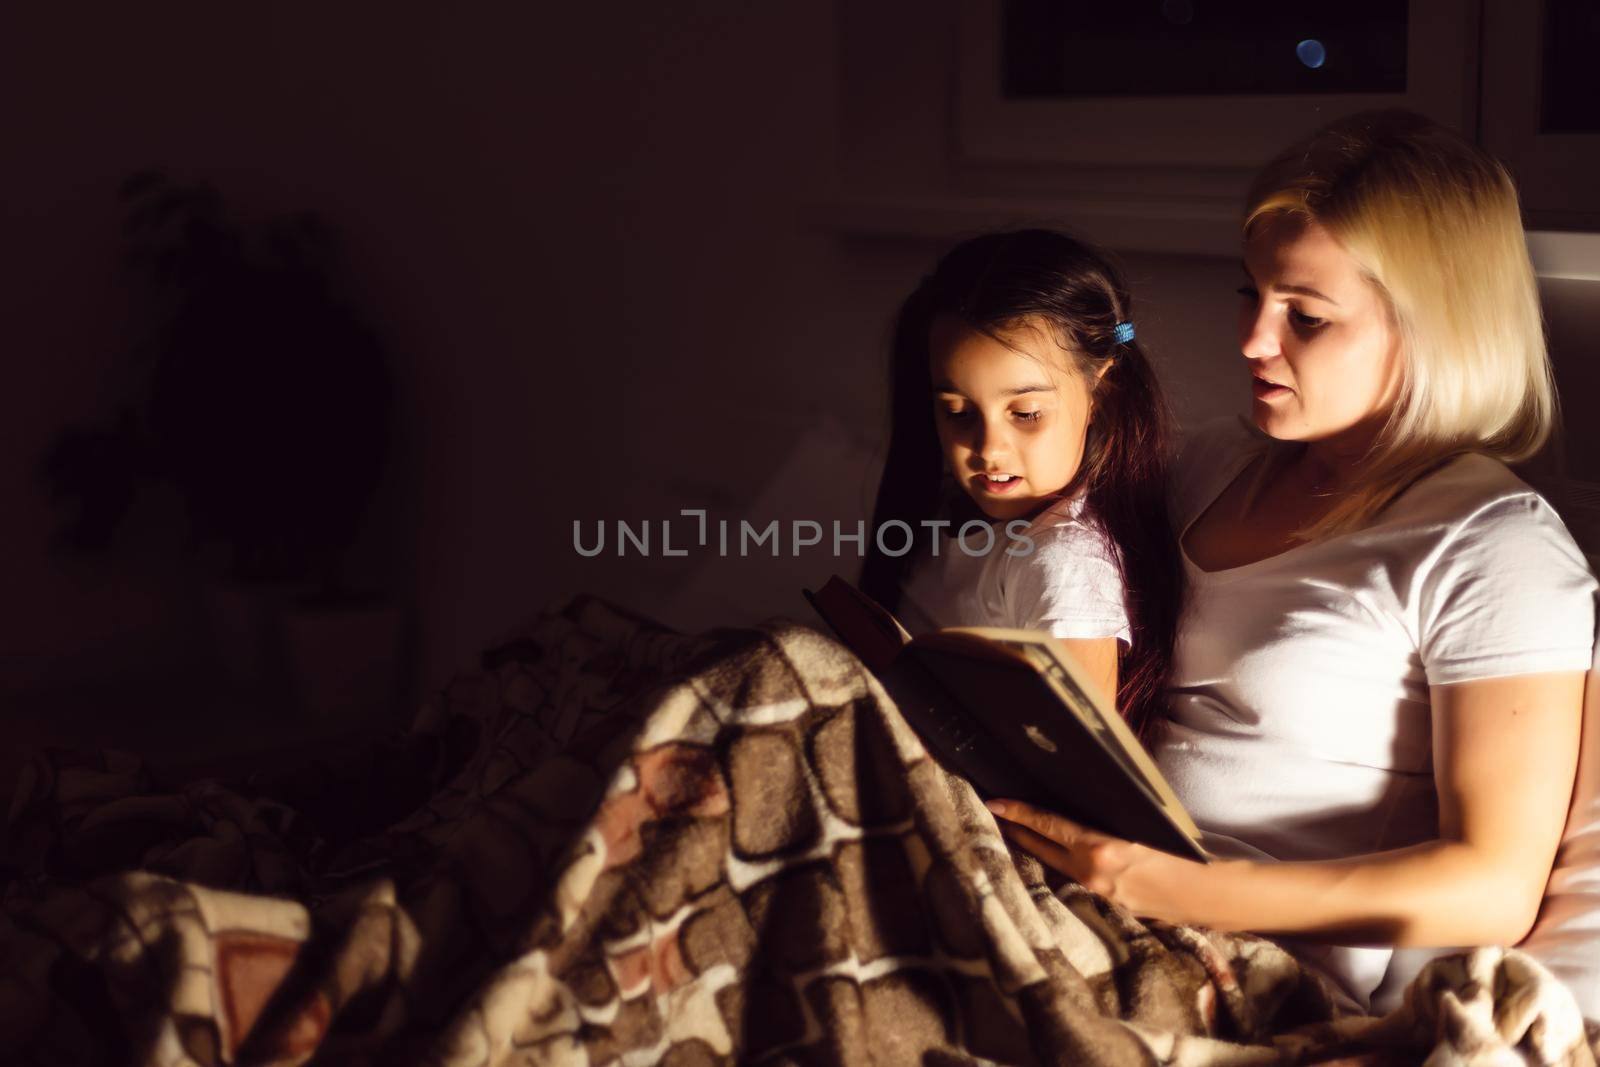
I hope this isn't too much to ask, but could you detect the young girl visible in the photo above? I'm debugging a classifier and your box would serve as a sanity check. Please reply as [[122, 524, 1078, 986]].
[[859, 229, 1182, 741]]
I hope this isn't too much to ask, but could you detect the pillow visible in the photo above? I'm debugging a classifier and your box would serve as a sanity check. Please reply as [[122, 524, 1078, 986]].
[[658, 416, 883, 634], [1518, 601, 1600, 1023]]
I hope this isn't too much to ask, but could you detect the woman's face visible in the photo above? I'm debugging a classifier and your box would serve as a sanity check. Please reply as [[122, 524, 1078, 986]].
[[1238, 215, 1402, 450], [929, 315, 1098, 522]]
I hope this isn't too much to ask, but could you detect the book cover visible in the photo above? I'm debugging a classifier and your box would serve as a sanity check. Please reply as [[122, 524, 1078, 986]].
[[805, 575, 1208, 862]]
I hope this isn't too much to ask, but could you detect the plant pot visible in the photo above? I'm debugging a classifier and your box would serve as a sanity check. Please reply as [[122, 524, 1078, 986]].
[[280, 595, 402, 726], [201, 579, 305, 700]]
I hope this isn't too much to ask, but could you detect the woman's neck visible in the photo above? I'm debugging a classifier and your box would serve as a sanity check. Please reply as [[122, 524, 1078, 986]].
[[1295, 419, 1386, 492]]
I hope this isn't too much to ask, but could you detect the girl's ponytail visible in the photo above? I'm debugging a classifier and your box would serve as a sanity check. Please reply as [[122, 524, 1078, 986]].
[[1079, 330, 1182, 744]]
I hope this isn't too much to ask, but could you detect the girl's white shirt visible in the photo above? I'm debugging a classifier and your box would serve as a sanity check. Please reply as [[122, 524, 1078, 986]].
[[896, 490, 1132, 646], [1153, 417, 1598, 1015]]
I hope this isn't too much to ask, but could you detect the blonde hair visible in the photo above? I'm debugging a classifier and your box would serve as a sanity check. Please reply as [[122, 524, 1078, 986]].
[[1243, 109, 1555, 536]]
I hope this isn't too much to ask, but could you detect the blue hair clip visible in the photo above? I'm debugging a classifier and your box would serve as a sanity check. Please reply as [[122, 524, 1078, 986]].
[[1112, 321, 1136, 345]]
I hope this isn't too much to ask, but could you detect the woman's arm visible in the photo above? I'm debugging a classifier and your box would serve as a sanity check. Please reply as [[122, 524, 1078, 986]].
[[990, 670, 1584, 947]]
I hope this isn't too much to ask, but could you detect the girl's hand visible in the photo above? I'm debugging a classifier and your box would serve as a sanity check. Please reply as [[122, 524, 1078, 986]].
[[985, 798, 1197, 923]]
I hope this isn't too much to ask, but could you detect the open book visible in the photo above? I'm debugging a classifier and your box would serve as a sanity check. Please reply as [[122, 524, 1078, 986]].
[[804, 575, 1209, 862]]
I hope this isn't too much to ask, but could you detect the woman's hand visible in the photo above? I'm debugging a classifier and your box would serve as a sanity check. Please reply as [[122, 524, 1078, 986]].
[[983, 672, 1586, 945], [985, 798, 1200, 924]]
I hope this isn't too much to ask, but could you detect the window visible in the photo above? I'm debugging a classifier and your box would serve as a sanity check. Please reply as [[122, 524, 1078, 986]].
[[956, 0, 1472, 172], [1002, 0, 1408, 99]]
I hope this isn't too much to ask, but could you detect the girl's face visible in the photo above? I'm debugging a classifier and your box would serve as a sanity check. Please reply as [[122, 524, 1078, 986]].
[[1238, 215, 1403, 450], [929, 315, 1099, 522]]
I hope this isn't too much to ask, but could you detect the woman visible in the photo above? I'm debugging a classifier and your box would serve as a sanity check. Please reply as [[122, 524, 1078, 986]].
[[986, 109, 1598, 1015]]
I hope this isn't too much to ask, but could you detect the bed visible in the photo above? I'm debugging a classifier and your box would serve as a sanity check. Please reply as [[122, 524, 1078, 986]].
[[3, 594, 1596, 1065]]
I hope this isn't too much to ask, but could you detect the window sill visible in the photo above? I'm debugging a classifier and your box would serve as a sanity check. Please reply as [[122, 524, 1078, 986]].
[[806, 193, 1600, 277], [803, 192, 1240, 258]]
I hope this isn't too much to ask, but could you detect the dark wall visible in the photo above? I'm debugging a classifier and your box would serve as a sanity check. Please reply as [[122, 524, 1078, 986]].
[[6, 4, 1590, 767], [0, 3, 853, 753]]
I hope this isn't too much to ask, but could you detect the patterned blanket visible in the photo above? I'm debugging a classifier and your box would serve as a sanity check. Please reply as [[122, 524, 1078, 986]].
[[2, 596, 1597, 1065]]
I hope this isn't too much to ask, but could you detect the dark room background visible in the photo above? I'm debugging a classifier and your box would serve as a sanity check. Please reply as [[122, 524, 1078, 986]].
[[3, 1, 1596, 775]]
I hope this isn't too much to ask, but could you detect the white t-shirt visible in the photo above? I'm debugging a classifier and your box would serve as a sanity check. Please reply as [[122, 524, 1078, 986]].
[[896, 492, 1132, 646], [1151, 417, 1597, 1014]]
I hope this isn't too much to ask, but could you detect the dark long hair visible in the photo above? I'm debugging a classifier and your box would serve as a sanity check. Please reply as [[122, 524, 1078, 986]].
[[859, 229, 1182, 742]]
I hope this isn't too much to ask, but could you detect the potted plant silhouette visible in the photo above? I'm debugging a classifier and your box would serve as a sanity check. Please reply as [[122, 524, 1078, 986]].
[[40, 171, 397, 717]]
